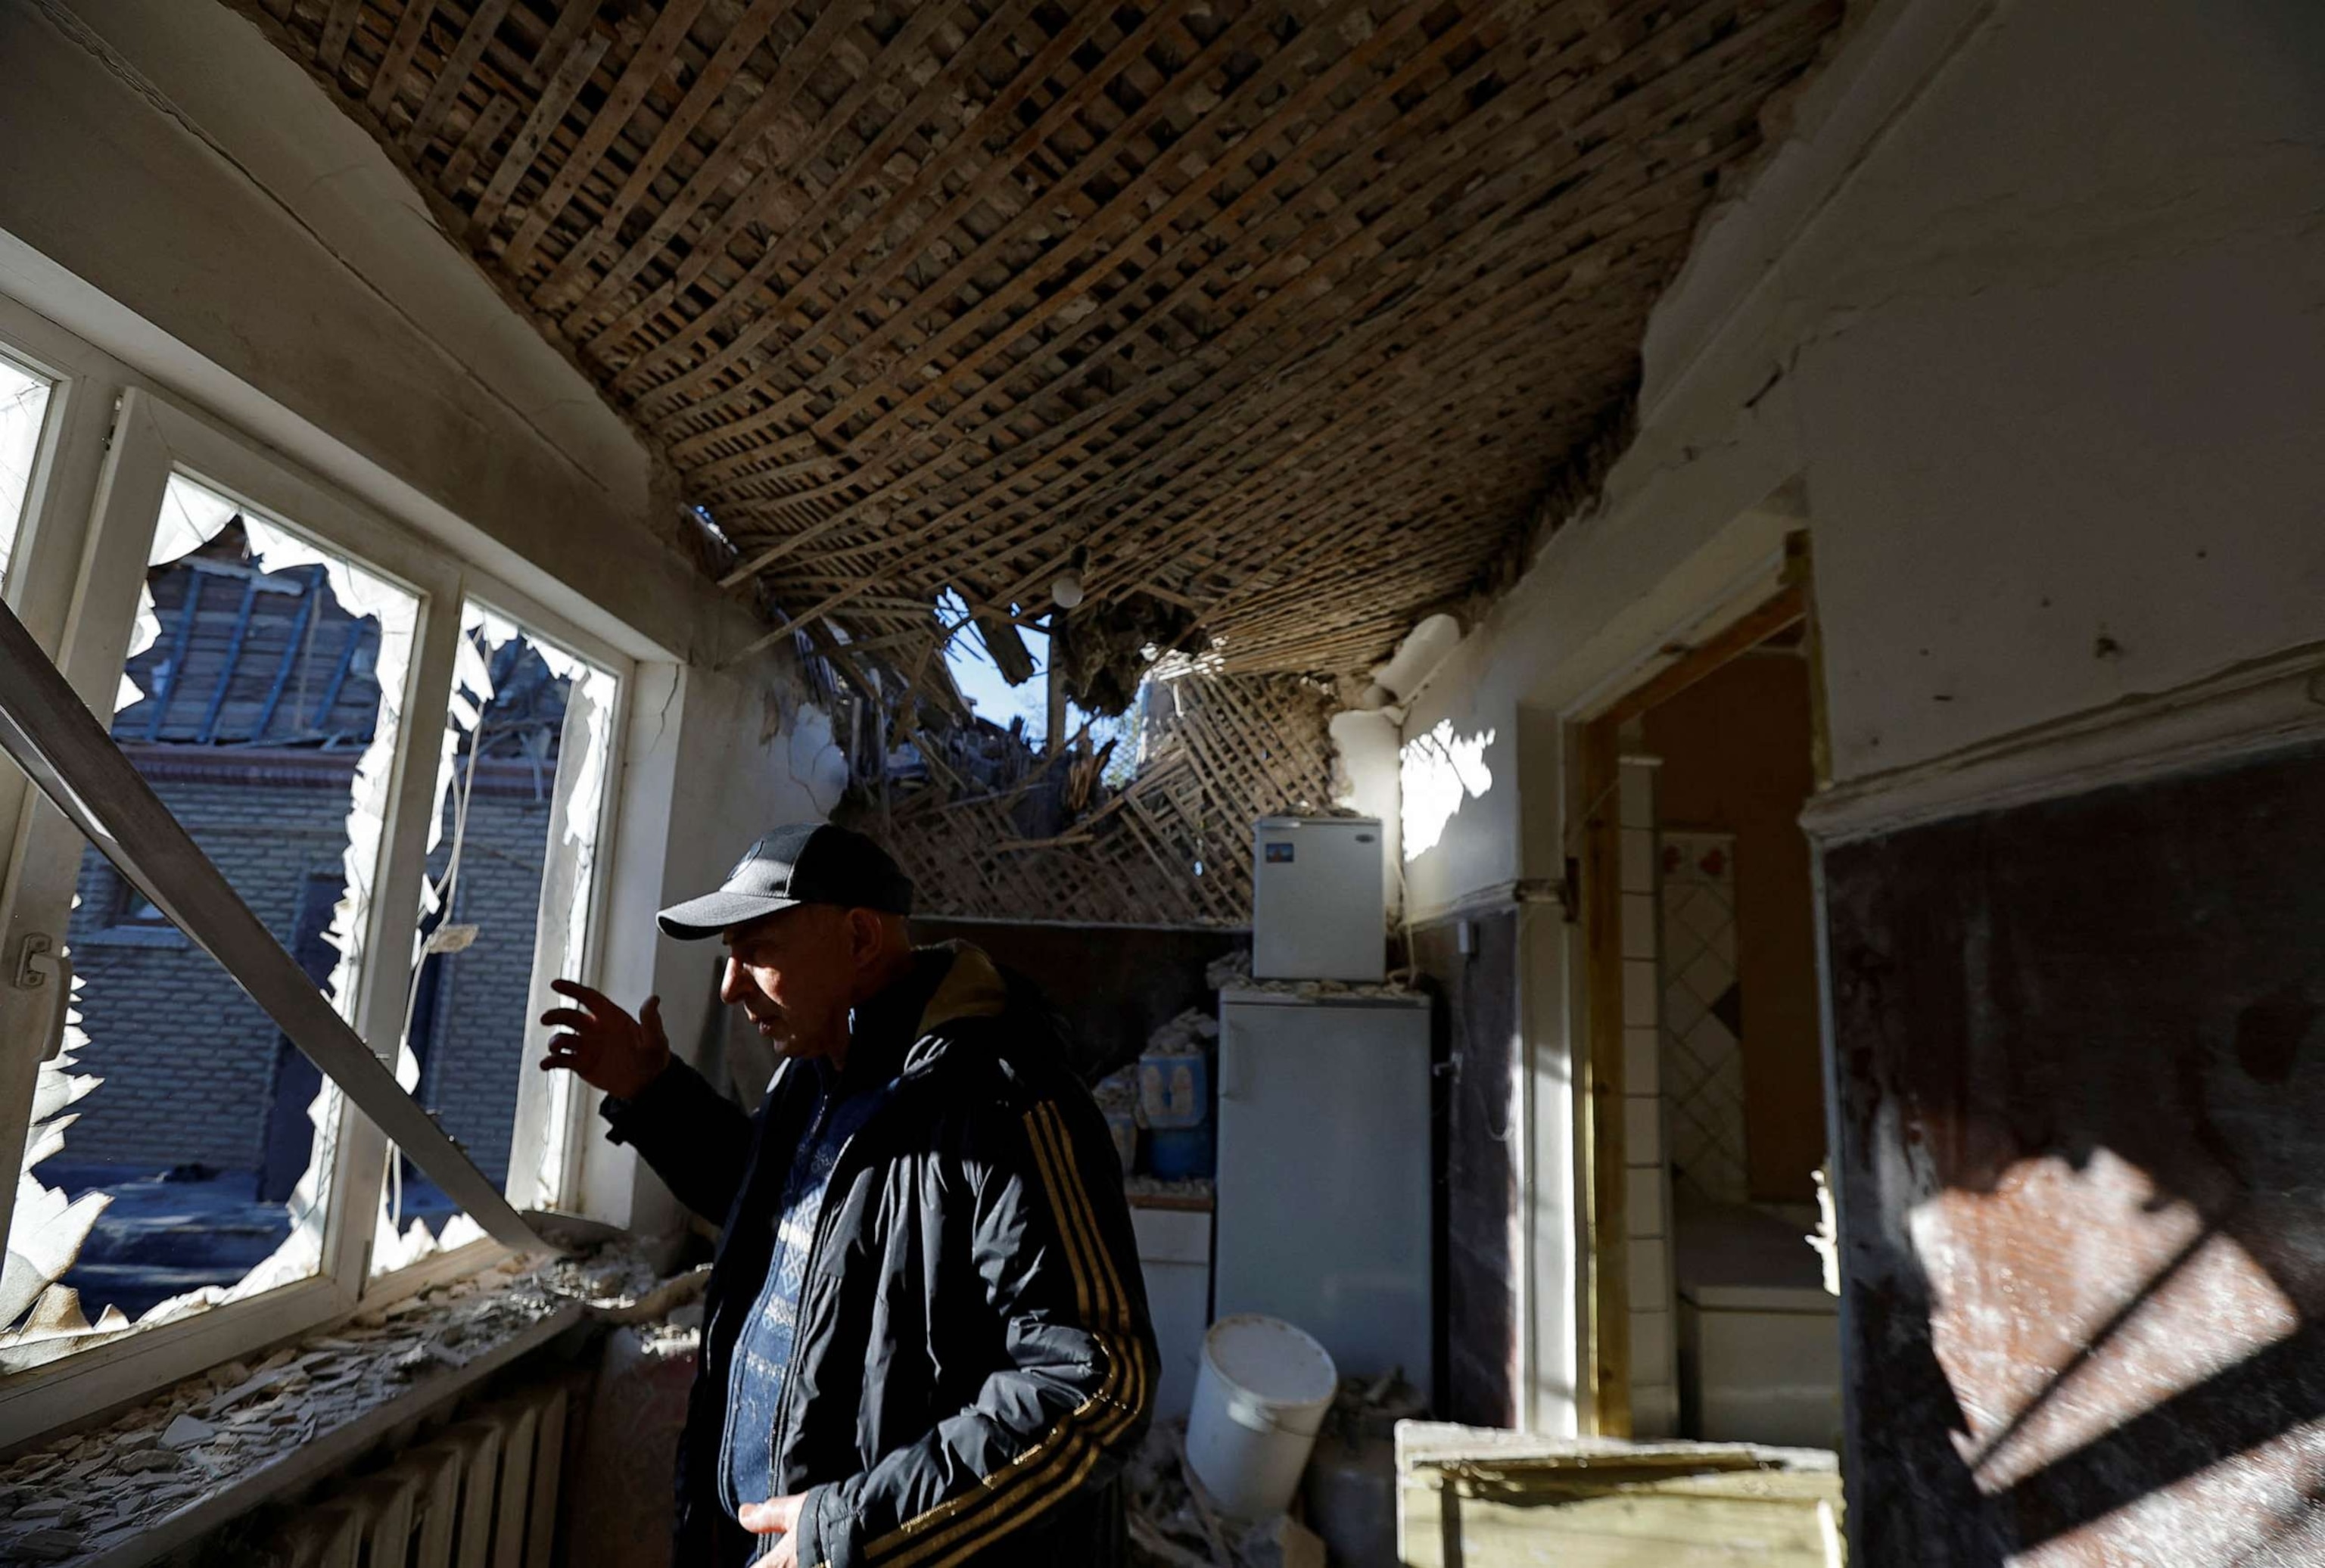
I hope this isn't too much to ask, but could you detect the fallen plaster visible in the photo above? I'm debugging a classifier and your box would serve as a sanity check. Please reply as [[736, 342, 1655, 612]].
[[0, 1243, 699, 1564], [1202, 950, 1424, 1003]]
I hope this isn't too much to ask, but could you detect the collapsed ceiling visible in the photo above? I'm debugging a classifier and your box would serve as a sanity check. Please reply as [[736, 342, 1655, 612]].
[[239, 0, 1842, 686]]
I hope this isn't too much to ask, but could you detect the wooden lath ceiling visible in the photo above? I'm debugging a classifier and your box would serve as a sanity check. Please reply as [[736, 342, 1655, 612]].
[[240, 0, 1841, 683]]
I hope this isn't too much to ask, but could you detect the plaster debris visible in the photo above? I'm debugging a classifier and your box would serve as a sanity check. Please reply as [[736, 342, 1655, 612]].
[[0, 1246, 687, 1565], [1124, 1174, 1216, 1205], [206, 1363, 304, 1416], [1144, 1008, 1221, 1056], [1126, 1423, 1325, 1568], [1203, 950, 1420, 1001], [11, 1528, 85, 1561], [117, 1450, 185, 1473]]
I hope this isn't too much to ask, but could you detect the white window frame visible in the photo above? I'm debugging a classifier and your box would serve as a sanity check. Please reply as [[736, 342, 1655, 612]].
[[0, 309, 638, 1437], [452, 583, 633, 1221]]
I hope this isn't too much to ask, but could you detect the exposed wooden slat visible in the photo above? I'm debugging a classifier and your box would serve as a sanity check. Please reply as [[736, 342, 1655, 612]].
[[249, 0, 1847, 926], [496, 0, 716, 278], [527, 0, 602, 91], [405, 0, 515, 154], [316, 0, 364, 75], [365, 0, 440, 117], [530, 0, 803, 307], [470, 26, 612, 240], [562, 0, 872, 326], [439, 95, 518, 196]]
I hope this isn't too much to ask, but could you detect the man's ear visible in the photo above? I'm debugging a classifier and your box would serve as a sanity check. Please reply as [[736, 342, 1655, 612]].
[[846, 906, 883, 966]]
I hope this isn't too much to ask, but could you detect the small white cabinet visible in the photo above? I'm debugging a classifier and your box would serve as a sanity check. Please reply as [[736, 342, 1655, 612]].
[[1130, 1199, 1213, 1423]]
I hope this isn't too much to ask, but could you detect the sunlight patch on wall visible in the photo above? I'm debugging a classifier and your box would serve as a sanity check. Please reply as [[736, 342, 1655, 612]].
[[1909, 1146, 2308, 1563], [1399, 720, 1495, 862]]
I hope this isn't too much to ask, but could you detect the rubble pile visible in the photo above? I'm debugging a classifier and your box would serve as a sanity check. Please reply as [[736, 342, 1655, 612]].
[[1203, 950, 1420, 1001], [1143, 1008, 1219, 1057], [0, 1242, 687, 1564], [1126, 1424, 1325, 1568]]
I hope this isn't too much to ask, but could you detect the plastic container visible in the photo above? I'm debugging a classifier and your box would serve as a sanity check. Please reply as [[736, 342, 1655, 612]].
[[1138, 1047, 1209, 1130], [1303, 1377, 1427, 1568], [1185, 1314, 1339, 1520], [1145, 1122, 1215, 1181]]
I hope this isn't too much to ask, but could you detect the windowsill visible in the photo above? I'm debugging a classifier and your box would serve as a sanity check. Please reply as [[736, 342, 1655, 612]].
[[0, 1260, 587, 1566], [73, 926, 191, 949]]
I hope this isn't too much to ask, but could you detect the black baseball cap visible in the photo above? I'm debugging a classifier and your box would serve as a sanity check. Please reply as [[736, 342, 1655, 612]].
[[655, 823, 914, 940]]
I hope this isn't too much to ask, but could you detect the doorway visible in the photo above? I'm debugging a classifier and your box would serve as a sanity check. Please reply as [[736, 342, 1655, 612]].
[[1577, 573, 1841, 1448]]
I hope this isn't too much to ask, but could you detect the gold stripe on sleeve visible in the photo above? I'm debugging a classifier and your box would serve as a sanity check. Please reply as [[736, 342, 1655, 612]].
[[866, 1103, 1148, 1566]]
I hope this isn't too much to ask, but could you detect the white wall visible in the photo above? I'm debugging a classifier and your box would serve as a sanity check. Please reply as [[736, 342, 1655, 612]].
[[1392, 0, 2325, 1436], [584, 664, 847, 1232], [1327, 708, 1402, 915], [1404, 0, 2325, 911]]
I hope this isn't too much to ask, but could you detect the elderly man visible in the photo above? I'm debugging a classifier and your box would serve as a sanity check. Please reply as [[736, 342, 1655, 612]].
[[541, 823, 1153, 1567]]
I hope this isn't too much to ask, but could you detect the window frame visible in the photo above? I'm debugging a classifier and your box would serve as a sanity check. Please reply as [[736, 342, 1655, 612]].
[[447, 585, 633, 1221], [0, 340, 636, 1436]]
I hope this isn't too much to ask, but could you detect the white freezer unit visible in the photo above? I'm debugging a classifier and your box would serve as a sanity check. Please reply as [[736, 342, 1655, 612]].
[[1214, 989, 1433, 1405], [1252, 815, 1387, 982]]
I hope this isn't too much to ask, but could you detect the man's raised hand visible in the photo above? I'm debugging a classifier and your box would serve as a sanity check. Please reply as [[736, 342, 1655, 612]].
[[538, 980, 671, 1100]]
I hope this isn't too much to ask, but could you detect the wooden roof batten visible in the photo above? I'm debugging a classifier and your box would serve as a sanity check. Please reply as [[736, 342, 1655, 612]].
[[237, 0, 1843, 693]]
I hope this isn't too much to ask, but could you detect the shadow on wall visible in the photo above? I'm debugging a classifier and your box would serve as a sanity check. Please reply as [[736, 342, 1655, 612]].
[[1823, 740, 2325, 1566], [907, 917, 1248, 1084]]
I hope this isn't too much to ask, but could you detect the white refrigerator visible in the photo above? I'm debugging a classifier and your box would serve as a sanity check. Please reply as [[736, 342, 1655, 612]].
[[1215, 988, 1434, 1405]]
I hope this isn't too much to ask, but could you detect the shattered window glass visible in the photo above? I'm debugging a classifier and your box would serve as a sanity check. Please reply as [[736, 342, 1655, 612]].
[[0, 349, 54, 588], [373, 602, 617, 1274], [2, 475, 419, 1370]]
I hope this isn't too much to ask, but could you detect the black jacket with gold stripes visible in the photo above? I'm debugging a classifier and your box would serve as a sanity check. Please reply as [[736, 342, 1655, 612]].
[[602, 942, 1156, 1568]]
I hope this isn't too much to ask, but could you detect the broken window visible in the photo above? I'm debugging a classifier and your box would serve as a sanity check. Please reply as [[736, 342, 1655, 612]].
[[0, 381, 545, 1428], [5, 474, 420, 1367], [373, 602, 619, 1274]]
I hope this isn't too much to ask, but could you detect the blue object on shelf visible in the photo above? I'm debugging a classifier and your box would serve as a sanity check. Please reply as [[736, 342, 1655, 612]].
[[1147, 1122, 1215, 1181]]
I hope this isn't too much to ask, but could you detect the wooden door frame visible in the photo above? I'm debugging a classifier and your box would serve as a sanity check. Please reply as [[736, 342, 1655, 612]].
[[1575, 574, 1811, 1436]]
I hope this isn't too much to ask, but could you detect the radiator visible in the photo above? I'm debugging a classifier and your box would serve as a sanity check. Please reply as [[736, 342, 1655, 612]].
[[272, 1377, 579, 1568]]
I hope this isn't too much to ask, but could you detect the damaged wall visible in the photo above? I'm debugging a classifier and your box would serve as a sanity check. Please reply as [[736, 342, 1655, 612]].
[[1384, 0, 2325, 1479], [1408, 911, 1521, 1430], [874, 672, 1337, 929], [0, 0, 755, 665], [1400, 0, 2325, 907], [1820, 741, 2325, 1564], [909, 917, 1243, 1084]]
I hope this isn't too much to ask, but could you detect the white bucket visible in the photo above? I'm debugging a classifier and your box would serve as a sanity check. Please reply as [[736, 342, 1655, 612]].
[[1185, 1314, 1340, 1520]]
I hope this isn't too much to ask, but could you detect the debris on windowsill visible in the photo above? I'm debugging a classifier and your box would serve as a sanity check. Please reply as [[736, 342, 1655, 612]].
[[0, 1240, 701, 1565]]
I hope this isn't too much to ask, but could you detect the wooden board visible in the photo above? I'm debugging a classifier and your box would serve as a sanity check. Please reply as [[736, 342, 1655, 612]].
[[1396, 1426, 1841, 1568]]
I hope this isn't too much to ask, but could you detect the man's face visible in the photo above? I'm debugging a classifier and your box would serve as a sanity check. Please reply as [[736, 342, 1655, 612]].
[[720, 905, 857, 1060]]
